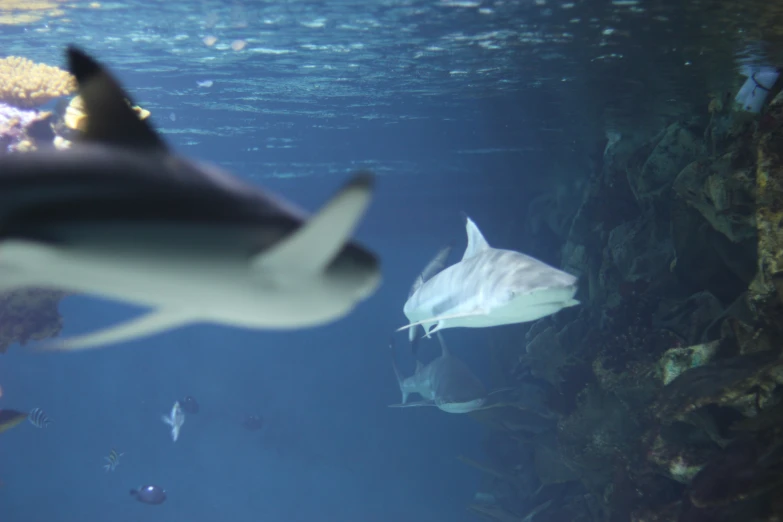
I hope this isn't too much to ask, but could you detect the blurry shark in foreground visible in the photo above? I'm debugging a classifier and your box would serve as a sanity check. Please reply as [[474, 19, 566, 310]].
[[389, 333, 488, 414], [398, 216, 578, 349], [0, 47, 381, 352]]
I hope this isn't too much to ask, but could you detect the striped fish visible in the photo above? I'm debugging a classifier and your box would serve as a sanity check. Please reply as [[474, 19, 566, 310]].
[[103, 448, 124, 472], [28, 408, 51, 428]]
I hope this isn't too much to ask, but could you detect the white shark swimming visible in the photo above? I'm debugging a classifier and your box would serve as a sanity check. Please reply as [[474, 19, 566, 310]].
[[389, 333, 488, 414], [0, 47, 381, 351], [397, 215, 578, 343], [161, 401, 185, 442]]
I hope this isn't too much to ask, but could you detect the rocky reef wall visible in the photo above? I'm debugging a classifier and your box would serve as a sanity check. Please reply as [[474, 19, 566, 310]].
[[465, 91, 783, 522]]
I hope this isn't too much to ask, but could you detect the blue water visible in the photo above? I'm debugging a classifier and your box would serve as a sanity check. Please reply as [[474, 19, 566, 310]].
[[0, 98, 537, 520], [2, 0, 750, 519]]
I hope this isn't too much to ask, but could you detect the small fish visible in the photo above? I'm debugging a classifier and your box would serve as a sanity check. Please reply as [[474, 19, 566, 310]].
[[28, 408, 51, 428], [161, 401, 185, 442], [130, 484, 167, 505], [242, 414, 264, 431], [180, 395, 199, 414], [0, 409, 27, 433], [103, 448, 124, 472]]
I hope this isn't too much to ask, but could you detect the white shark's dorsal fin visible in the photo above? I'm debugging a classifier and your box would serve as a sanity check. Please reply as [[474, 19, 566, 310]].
[[38, 309, 194, 352], [436, 331, 451, 357], [462, 216, 491, 260], [67, 46, 167, 151], [252, 172, 373, 275]]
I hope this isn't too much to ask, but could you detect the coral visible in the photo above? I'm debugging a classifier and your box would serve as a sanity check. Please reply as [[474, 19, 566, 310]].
[[627, 123, 705, 204], [658, 341, 720, 385], [0, 56, 76, 108], [0, 289, 64, 353], [750, 90, 783, 324], [52, 94, 151, 149], [673, 153, 757, 243], [467, 73, 783, 522], [0, 1, 67, 26], [653, 350, 783, 421], [688, 437, 783, 509]]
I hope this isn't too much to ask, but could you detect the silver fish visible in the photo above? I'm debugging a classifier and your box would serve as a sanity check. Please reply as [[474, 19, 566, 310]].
[[103, 448, 124, 472], [28, 407, 52, 428], [161, 401, 185, 442]]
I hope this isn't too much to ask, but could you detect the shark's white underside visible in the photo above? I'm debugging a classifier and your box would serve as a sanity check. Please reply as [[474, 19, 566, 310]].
[[0, 220, 378, 350]]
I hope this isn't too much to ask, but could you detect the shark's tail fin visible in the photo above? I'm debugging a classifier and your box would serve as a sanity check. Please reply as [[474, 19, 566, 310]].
[[389, 337, 409, 404]]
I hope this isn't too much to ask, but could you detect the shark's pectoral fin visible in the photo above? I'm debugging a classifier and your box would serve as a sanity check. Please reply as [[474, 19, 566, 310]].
[[37, 309, 196, 352], [388, 400, 436, 408], [252, 172, 373, 275], [0, 239, 66, 293], [395, 309, 488, 334]]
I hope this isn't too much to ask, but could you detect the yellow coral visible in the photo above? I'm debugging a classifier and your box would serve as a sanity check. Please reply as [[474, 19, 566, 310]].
[[0, 56, 76, 108], [63, 94, 151, 132], [0, 0, 66, 25]]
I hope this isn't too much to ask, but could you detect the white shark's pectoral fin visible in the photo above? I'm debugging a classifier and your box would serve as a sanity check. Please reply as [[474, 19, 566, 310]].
[[161, 415, 173, 426], [396, 309, 488, 335], [252, 173, 373, 274], [388, 400, 436, 408], [564, 298, 580, 307], [38, 309, 196, 352]]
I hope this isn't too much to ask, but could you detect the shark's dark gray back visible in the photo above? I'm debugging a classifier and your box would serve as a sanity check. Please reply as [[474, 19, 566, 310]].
[[0, 48, 375, 266]]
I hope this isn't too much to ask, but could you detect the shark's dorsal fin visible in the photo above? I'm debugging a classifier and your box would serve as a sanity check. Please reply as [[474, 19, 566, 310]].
[[408, 244, 452, 298], [252, 172, 374, 275], [462, 215, 491, 260], [67, 46, 167, 151], [435, 331, 451, 357]]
